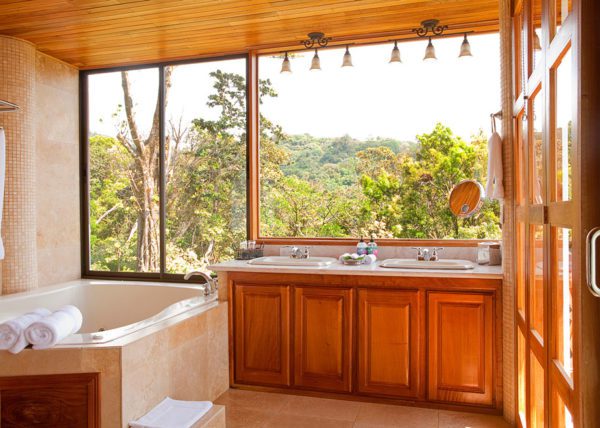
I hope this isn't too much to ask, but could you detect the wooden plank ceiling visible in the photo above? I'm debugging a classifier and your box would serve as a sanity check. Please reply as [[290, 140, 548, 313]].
[[0, 0, 499, 69]]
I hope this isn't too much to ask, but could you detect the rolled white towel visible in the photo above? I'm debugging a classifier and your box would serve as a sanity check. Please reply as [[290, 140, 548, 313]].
[[0, 308, 51, 354], [25, 305, 83, 350], [363, 254, 377, 265]]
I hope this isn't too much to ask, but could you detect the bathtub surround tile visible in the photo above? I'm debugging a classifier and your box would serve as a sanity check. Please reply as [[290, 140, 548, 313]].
[[121, 302, 229, 427]]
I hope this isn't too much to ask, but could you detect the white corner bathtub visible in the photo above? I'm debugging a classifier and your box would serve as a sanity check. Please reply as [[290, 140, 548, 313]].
[[0, 279, 218, 346]]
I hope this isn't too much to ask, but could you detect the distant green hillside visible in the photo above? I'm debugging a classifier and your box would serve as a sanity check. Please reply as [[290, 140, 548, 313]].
[[280, 134, 417, 186]]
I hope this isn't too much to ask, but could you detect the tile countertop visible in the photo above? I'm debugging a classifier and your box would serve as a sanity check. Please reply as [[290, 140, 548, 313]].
[[209, 259, 503, 280]]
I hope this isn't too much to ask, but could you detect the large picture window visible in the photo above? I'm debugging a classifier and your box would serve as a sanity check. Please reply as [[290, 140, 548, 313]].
[[83, 57, 247, 276], [258, 34, 502, 240]]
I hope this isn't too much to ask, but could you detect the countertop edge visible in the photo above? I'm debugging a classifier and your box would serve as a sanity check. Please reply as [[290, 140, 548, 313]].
[[208, 262, 503, 280]]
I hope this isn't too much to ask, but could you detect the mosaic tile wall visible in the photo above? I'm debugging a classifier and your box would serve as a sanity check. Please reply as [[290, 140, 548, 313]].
[[0, 36, 38, 295]]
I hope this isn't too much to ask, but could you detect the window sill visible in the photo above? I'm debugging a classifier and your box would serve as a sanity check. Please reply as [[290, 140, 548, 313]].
[[256, 237, 500, 247]]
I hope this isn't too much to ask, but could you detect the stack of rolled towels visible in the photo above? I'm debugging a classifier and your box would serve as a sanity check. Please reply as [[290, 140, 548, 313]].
[[0, 305, 83, 354]]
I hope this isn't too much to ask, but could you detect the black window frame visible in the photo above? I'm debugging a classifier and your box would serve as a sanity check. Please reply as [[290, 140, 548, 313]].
[[80, 54, 250, 281]]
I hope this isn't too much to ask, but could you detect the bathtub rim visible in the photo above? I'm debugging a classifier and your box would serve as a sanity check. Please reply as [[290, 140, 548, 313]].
[[0, 279, 218, 349]]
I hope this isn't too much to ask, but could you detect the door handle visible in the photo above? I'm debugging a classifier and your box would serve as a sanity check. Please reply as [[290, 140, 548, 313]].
[[587, 227, 600, 297]]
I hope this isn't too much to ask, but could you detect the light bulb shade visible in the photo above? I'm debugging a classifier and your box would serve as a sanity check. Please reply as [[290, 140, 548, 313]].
[[533, 31, 542, 51], [310, 50, 321, 71], [459, 36, 472, 57], [280, 53, 292, 73], [423, 39, 437, 61], [389, 43, 402, 63], [342, 47, 353, 67]]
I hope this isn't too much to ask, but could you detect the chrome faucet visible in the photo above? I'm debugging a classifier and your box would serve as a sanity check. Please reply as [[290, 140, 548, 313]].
[[184, 271, 217, 296], [411, 247, 443, 261]]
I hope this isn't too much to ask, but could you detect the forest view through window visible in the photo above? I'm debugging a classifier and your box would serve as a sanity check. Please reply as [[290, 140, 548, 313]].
[[259, 34, 502, 240], [86, 58, 247, 274]]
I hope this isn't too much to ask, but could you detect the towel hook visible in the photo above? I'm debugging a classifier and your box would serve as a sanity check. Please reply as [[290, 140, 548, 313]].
[[490, 110, 502, 134]]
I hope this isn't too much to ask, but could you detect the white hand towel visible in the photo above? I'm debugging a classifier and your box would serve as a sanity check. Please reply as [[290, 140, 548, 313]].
[[25, 305, 83, 350], [485, 131, 504, 200], [0, 128, 5, 259], [130, 397, 213, 428], [0, 308, 51, 354], [363, 254, 377, 265]]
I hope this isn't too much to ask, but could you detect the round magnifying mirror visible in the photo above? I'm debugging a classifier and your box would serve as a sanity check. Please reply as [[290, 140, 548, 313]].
[[449, 180, 485, 218]]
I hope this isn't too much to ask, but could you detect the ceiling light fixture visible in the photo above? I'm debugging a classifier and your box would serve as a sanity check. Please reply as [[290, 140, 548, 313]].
[[412, 19, 448, 38], [389, 41, 402, 63], [280, 52, 292, 73], [341, 45, 353, 67], [302, 32, 331, 49], [423, 37, 437, 61], [459, 33, 473, 57], [310, 49, 321, 71]]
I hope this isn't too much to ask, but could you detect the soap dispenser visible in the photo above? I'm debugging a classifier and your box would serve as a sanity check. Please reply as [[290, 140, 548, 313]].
[[357, 237, 368, 256]]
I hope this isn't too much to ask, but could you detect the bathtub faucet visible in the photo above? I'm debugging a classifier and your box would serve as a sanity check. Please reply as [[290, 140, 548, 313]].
[[183, 271, 217, 296]]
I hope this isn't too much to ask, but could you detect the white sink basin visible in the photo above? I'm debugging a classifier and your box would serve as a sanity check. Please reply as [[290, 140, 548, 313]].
[[380, 258, 475, 270], [247, 256, 337, 267]]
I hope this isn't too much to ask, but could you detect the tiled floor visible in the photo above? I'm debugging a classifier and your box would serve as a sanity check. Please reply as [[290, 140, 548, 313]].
[[215, 389, 513, 428]]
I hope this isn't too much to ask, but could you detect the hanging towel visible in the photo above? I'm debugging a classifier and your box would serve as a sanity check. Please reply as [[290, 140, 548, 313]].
[[486, 131, 504, 200], [0, 128, 5, 259], [24, 305, 83, 350], [0, 308, 51, 354]]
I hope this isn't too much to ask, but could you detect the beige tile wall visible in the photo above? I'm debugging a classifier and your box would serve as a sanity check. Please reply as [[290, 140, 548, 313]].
[[0, 36, 38, 294], [34, 52, 80, 286], [0, 36, 80, 293]]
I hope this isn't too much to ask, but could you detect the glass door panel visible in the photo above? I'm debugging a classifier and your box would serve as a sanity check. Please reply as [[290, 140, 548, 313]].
[[518, 329, 528, 427], [553, 49, 573, 202], [532, 0, 544, 67], [553, 387, 574, 428], [530, 351, 546, 428], [552, 227, 574, 380], [530, 225, 545, 339], [530, 89, 544, 205], [517, 222, 527, 316]]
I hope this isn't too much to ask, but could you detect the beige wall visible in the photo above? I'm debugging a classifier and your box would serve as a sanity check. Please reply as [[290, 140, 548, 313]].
[[35, 52, 81, 287], [0, 36, 80, 293]]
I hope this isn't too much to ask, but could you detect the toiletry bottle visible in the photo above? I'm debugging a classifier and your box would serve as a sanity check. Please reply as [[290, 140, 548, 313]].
[[357, 237, 368, 256], [367, 236, 378, 256]]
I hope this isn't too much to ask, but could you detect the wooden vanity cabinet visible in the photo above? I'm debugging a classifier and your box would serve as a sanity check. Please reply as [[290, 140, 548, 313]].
[[233, 283, 291, 386], [228, 273, 500, 410], [294, 287, 353, 392], [357, 288, 420, 398], [427, 292, 494, 406]]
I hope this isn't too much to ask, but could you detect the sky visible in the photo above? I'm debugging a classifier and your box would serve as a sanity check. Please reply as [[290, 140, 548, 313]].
[[88, 33, 502, 143]]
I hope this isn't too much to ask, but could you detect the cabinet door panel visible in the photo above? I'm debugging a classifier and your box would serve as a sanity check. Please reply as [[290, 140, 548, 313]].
[[294, 287, 352, 392], [358, 289, 420, 398], [234, 283, 290, 386], [428, 292, 493, 406]]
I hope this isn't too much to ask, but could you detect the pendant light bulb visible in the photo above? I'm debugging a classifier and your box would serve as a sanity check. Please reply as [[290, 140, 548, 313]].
[[459, 34, 473, 58], [423, 37, 437, 61], [280, 52, 292, 74], [389, 41, 402, 64], [342, 45, 353, 68], [310, 49, 321, 71]]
